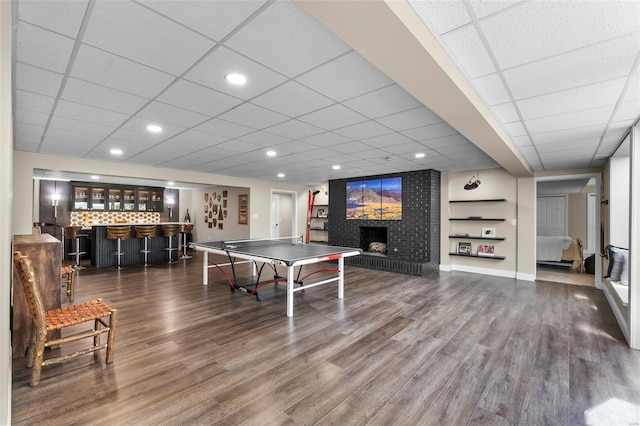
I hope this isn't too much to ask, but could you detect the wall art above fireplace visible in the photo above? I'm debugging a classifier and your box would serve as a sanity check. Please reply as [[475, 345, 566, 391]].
[[346, 177, 402, 220]]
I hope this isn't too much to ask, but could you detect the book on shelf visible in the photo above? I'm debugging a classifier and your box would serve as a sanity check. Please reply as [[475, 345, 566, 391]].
[[477, 244, 495, 257]]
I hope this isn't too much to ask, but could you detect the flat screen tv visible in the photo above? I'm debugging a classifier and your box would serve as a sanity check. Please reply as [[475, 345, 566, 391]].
[[346, 177, 402, 220]]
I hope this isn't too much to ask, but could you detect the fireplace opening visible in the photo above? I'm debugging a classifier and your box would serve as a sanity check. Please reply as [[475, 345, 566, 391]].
[[360, 226, 388, 256]]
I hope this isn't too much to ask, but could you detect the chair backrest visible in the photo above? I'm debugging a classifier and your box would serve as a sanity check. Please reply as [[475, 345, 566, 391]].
[[107, 226, 131, 240], [162, 225, 181, 237], [135, 225, 157, 238], [13, 251, 47, 333], [65, 226, 82, 239]]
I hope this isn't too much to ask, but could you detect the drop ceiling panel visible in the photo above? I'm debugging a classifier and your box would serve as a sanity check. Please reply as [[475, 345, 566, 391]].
[[360, 132, 414, 149], [334, 121, 394, 140], [16, 24, 75, 73], [299, 132, 353, 147], [15, 63, 63, 98], [42, 128, 103, 146], [15, 91, 55, 114], [343, 85, 423, 119], [120, 117, 185, 140], [490, 102, 519, 124], [401, 122, 460, 142], [15, 123, 45, 144], [298, 104, 367, 131], [264, 120, 324, 139], [375, 107, 443, 132], [225, 1, 350, 78], [237, 131, 290, 147], [271, 140, 317, 154], [517, 78, 626, 120], [382, 142, 428, 155], [526, 105, 614, 135], [140, 139, 208, 157], [529, 124, 604, 146], [84, 0, 215, 76], [441, 26, 496, 78], [48, 116, 115, 138], [18, 0, 89, 38], [613, 101, 640, 122], [535, 138, 600, 153], [70, 44, 176, 99], [214, 139, 263, 153], [217, 103, 289, 129], [471, 73, 511, 105], [157, 79, 242, 116], [193, 118, 254, 139], [136, 101, 211, 129], [55, 100, 129, 128], [183, 46, 287, 100], [161, 129, 226, 147], [139, 0, 267, 42], [295, 51, 393, 102], [408, 0, 470, 35], [251, 81, 334, 117], [61, 78, 149, 115], [503, 34, 639, 100], [103, 128, 165, 146], [40, 144, 92, 158], [15, 109, 49, 127]]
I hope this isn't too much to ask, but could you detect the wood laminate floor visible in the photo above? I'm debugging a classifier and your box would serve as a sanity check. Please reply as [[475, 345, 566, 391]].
[[12, 252, 640, 425]]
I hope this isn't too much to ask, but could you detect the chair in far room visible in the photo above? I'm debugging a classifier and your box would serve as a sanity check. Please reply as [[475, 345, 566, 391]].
[[13, 251, 118, 386]]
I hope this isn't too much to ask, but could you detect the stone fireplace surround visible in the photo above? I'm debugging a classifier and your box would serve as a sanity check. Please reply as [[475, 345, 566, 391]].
[[328, 169, 440, 275]]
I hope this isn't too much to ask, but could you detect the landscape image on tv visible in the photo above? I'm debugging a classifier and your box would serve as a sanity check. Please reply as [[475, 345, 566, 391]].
[[346, 177, 402, 220]]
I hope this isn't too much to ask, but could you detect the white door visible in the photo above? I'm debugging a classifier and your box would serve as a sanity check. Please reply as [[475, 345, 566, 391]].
[[587, 193, 596, 255], [271, 194, 280, 238], [537, 196, 567, 236]]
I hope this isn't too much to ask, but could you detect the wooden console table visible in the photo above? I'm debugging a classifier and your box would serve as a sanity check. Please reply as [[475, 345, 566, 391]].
[[12, 234, 62, 358]]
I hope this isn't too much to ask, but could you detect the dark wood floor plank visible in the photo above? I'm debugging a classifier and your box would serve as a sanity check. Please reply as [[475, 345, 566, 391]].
[[11, 256, 640, 425]]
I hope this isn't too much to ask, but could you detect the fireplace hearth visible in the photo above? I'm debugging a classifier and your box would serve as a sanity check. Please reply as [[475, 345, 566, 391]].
[[360, 226, 387, 256]]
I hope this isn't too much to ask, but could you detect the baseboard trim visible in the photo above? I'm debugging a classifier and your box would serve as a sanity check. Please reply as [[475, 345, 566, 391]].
[[516, 272, 535, 281], [448, 264, 516, 279]]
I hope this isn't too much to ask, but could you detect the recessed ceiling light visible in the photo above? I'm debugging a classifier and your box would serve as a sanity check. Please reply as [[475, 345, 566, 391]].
[[277, 173, 285, 178], [110, 148, 123, 155], [91, 175, 100, 180], [332, 165, 341, 170], [266, 150, 277, 157], [225, 73, 247, 85], [167, 181, 175, 186], [147, 124, 162, 133], [415, 152, 426, 159]]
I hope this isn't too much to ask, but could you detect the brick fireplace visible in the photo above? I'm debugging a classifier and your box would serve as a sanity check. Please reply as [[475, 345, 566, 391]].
[[328, 169, 440, 275]]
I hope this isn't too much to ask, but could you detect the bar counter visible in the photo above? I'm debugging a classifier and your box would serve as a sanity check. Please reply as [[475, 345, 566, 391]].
[[88, 223, 192, 268]]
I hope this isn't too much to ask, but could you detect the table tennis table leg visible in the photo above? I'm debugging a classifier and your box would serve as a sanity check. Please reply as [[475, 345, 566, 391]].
[[338, 257, 344, 299], [287, 265, 294, 317], [203, 251, 208, 286]]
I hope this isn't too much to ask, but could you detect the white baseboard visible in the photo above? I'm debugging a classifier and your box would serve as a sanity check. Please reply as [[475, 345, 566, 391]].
[[516, 272, 536, 281], [601, 283, 630, 344], [439, 264, 452, 272], [447, 264, 516, 279]]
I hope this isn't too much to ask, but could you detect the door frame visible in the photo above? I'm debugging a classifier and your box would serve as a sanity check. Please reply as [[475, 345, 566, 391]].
[[270, 189, 297, 239]]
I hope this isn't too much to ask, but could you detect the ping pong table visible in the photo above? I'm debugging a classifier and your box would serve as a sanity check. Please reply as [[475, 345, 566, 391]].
[[190, 236, 362, 317]]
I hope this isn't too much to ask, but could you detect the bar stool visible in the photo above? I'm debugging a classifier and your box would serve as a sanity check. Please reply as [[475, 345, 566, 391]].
[[135, 225, 156, 266], [107, 226, 131, 270], [179, 224, 193, 260], [65, 226, 87, 269], [162, 225, 180, 264]]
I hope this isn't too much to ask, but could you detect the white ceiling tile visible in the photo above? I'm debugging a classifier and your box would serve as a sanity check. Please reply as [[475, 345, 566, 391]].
[[401, 122, 460, 142], [218, 103, 289, 129], [382, 142, 427, 155], [334, 121, 394, 140], [529, 124, 604, 145], [49, 115, 115, 138], [511, 135, 532, 147], [271, 140, 317, 154], [193, 118, 254, 139], [157, 79, 242, 116], [264, 120, 324, 139], [419, 134, 471, 149], [18, 0, 89, 38], [44, 127, 104, 145], [71, 44, 176, 98], [84, 1, 215, 75], [442, 25, 496, 78], [171, 129, 227, 147], [225, 1, 350, 78], [14, 123, 45, 144], [40, 143, 92, 158], [535, 138, 599, 154], [526, 105, 614, 134], [55, 100, 129, 128], [298, 104, 367, 131], [517, 78, 627, 120], [470, 1, 517, 19], [251, 81, 334, 117], [15, 109, 49, 127], [142, 139, 208, 157], [184, 46, 287, 100], [343, 85, 423, 119], [360, 132, 414, 149], [481, 1, 640, 69], [139, 0, 266, 42], [61, 78, 149, 115], [504, 34, 639, 100], [237, 131, 290, 146], [409, 0, 471, 35], [491, 102, 520, 123], [299, 132, 353, 147], [15, 63, 63, 97], [472, 73, 511, 105], [15, 90, 55, 114], [502, 121, 526, 137], [14, 141, 39, 152], [435, 143, 481, 155], [214, 139, 263, 153], [136, 101, 211, 129], [16, 23, 74, 73], [105, 128, 165, 147], [296, 51, 393, 102], [612, 101, 640, 123], [325, 141, 373, 154], [622, 75, 640, 102], [375, 106, 443, 131]]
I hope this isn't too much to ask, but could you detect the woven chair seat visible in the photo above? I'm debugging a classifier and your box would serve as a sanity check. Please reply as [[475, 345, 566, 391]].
[[45, 300, 113, 331]]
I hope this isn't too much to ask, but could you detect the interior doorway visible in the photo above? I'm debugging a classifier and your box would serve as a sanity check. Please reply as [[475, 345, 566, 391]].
[[271, 190, 297, 239]]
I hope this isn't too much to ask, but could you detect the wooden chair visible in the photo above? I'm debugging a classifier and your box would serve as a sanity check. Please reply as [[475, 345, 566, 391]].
[[13, 251, 118, 386], [61, 265, 76, 303]]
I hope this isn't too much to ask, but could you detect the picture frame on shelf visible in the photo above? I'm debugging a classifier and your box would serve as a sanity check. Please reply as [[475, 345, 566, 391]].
[[317, 208, 327, 218], [477, 244, 495, 256], [457, 242, 472, 255], [481, 227, 496, 238]]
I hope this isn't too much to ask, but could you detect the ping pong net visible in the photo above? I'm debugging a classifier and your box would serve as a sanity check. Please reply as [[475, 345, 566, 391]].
[[218, 235, 303, 251]]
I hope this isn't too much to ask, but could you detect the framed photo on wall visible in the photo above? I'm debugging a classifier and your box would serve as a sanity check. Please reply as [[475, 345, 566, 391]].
[[477, 245, 495, 257], [457, 242, 472, 255], [481, 227, 496, 238], [238, 194, 248, 224]]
